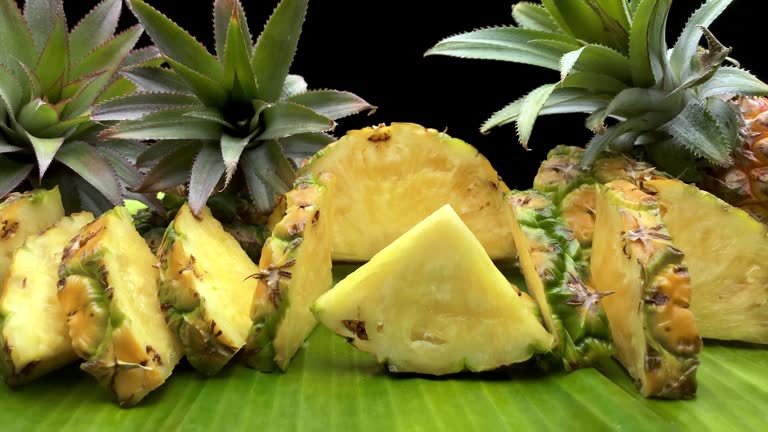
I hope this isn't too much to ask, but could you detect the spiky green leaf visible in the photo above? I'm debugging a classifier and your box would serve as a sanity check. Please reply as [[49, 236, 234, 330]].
[[96, 147, 143, 190], [214, 0, 251, 63], [0, 0, 36, 67], [35, 19, 68, 100], [512, 2, 561, 33], [517, 83, 557, 148], [279, 132, 335, 167], [698, 67, 768, 98], [629, 0, 661, 87], [560, 72, 628, 93], [286, 90, 374, 120], [426, 27, 579, 71], [559, 44, 632, 84], [660, 101, 732, 166], [71, 25, 144, 80], [705, 97, 740, 150], [69, 0, 122, 62], [251, 0, 308, 102], [94, 78, 138, 105], [60, 72, 114, 120], [123, 46, 163, 68], [670, 0, 734, 82], [220, 131, 257, 188], [138, 141, 201, 192], [0, 156, 33, 197], [127, 0, 223, 81], [25, 132, 65, 179], [223, 12, 258, 100], [183, 108, 235, 129], [122, 67, 192, 94], [0, 64, 22, 114], [188, 143, 225, 215], [165, 57, 228, 108], [281, 74, 308, 98], [256, 102, 335, 141], [24, 0, 64, 51], [241, 140, 295, 213], [541, 0, 628, 52], [92, 92, 201, 121], [101, 109, 223, 140]]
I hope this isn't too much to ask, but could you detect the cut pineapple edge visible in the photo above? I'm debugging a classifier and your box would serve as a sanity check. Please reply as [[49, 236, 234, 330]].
[[246, 173, 336, 371], [312, 204, 554, 375], [58, 207, 183, 406], [644, 179, 768, 344], [0, 212, 94, 385], [298, 123, 516, 262]]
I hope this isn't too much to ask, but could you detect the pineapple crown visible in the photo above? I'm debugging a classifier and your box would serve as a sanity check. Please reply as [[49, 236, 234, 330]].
[[98, 0, 373, 216], [427, 0, 768, 178], [0, 0, 161, 213]]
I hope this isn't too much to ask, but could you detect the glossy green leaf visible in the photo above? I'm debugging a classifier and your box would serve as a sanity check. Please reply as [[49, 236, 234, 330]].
[[251, 0, 308, 102], [511, 2, 561, 33], [560, 72, 628, 93], [93, 78, 138, 105], [121, 67, 193, 94], [92, 92, 201, 121], [166, 57, 228, 108], [286, 90, 374, 120], [54, 140, 123, 205], [122, 46, 163, 68], [23, 0, 64, 51], [35, 19, 68, 100], [517, 83, 557, 148], [670, 0, 734, 82], [561, 44, 632, 84], [101, 109, 222, 140], [660, 101, 732, 166], [127, 0, 223, 81], [71, 25, 144, 80], [629, 0, 661, 87], [0, 64, 22, 114], [698, 67, 768, 98], [214, 0, 251, 63], [223, 13, 258, 100], [426, 27, 579, 71], [241, 140, 295, 212], [0, 0, 36, 67], [281, 74, 308, 98], [137, 141, 201, 192], [69, 0, 122, 62], [541, 0, 628, 52], [25, 132, 65, 179], [256, 102, 335, 141], [0, 156, 33, 197], [188, 143, 225, 215], [60, 72, 114, 120], [17, 98, 58, 134]]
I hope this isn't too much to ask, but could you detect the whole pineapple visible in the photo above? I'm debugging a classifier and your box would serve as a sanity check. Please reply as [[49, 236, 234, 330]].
[[0, 0, 160, 214], [428, 0, 768, 223]]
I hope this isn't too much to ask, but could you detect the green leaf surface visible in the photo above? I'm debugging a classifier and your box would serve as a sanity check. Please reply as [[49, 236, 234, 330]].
[[0, 267, 765, 431], [24, 0, 64, 51], [165, 57, 228, 108], [71, 25, 143, 80], [223, 12, 258, 100], [25, 132, 65, 179], [0, 0, 36, 67], [281, 74, 308, 98], [698, 67, 768, 98], [91, 92, 202, 121], [670, 0, 734, 82], [214, 0, 251, 63], [286, 90, 374, 120], [188, 142, 225, 215], [279, 132, 335, 167], [54, 140, 123, 205], [220, 131, 256, 187], [511, 2, 561, 33], [660, 101, 733, 166], [122, 46, 163, 68], [101, 109, 223, 140], [68, 0, 122, 62], [127, 0, 223, 81], [517, 83, 557, 148], [628, 0, 661, 87], [241, 140, 295, 213], [562, 44, 632, 84], [121, 67, 193, 94], [541, 0, 628, 52], [426, 27, 579, 71], [137, 141, 201, 193], [0, 156, 33, 197], [35, 19, 68, 100], [0, 64, 22, 114], [256, 102, 335, 141], [251, 0, 308, 102]]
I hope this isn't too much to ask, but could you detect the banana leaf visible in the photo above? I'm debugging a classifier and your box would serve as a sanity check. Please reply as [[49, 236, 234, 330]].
[[0, 266, 765, 431]]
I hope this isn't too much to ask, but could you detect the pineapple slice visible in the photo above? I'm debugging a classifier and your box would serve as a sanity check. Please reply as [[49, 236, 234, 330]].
[[245, 174, 335, 371], [158, 203, 259, 375], [505, 190, 612, 370], [312, 205, 554, 375], [58, 207, 182, 406], [299, 123, 515, 261], [0, 213, 94, 385], [0, 188, 65, 282], [591, 180, 701, 399], [645, 179, 768, 343]]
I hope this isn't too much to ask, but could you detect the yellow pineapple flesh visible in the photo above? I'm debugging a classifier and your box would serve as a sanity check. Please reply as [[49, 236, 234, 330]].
[[299, 123, 515, 261], [645, 178, 768, 343], [0, 213, 93, 385], [58, 207, 182, 406], [0, 188, 65, 282]]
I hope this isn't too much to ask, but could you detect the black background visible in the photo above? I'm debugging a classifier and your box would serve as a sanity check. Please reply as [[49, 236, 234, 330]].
[[28, 0, 767, 189]]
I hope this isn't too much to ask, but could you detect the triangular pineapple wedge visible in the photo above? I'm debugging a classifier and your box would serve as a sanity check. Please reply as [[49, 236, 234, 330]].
[[58, 207, 182, 406], [592, 181, 701, 399], [245, 174, 335, 371], [0, 213, 93, 386], [298, 123, 515, 261], [312, 205, 554, 375], [644, 179, 768, 344], [505, 190, 612, 370], [158, 203, 259, 375], [0, 188, 64, 282]]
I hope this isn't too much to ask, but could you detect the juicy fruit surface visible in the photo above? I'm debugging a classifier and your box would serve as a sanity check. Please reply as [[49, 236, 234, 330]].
[[0, 189, 65, 282], [0, 213, 93, 385], [246, 174, 335, 371], [505, 190, 612, 370], [158, 204, 260, 375], [592, 181, 701, 399], [646, 179, 768, 343], [299, 123, 515, 261], [313, 205, 553, 375], [58, 207, 182, 406]]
